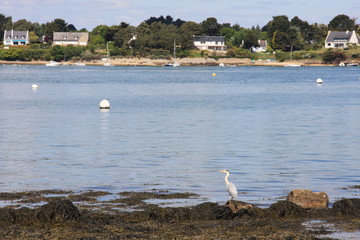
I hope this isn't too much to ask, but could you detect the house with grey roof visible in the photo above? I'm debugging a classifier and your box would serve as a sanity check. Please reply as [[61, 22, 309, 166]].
[[53, 32, 89, 46], [193, 36, 226, 51], [325, 30, 360, 48], [3, 30, 29, 46], [251, 40, 268, 52]]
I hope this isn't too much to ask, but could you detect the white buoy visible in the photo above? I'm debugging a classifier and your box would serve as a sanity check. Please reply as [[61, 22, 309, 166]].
[[316, 78, 323, 84], [32, 84, 39, 89], [99, 99, 110, 109]]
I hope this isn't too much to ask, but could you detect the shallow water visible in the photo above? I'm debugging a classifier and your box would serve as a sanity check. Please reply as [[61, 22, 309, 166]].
[[0, 64, 359, 206]]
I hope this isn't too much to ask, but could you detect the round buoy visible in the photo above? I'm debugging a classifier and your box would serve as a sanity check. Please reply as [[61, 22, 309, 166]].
[[99, 99, 110, 109], [32, 84, 38, 89], [212, 73, 216, 76], [316, 78, 323, 84]]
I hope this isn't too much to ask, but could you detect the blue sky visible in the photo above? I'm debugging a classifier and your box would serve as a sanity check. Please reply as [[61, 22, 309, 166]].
[[2, 0, 359, 30]]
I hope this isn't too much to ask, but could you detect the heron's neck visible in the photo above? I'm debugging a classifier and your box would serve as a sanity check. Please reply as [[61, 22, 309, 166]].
[[224, 172, 230, 185]]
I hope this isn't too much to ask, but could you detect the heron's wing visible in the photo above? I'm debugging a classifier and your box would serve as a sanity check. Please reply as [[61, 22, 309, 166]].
[[227, 182, 238, 199]]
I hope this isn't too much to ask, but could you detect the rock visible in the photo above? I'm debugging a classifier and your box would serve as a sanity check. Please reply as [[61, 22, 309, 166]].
[[0, 208, 16, 223], [226, 200, 252, 213], [333, 198, 360, 216], [36, 199, 80, 223], [268, 201, 306, 218], [287, 189, 329, 209]]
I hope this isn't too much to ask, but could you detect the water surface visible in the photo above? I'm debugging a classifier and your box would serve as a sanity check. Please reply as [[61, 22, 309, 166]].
[[1, 65, 359, 206]]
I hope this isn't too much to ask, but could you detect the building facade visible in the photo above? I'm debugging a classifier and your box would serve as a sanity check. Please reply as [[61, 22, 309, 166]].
[[3, 30, 29, 46], [53, 32, 89, 46], [325, 30, 360, 48], [193, 36, 226, 51]]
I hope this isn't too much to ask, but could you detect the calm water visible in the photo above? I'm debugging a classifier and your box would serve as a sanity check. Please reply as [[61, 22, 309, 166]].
[[0, 64, 359, 206]]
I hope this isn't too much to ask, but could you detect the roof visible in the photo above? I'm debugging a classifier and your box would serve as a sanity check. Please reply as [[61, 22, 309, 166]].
[[53, 32, 89, 42], [4, 30, 28, 39], [325, 31, 358, 42], [193, 36, 225, 42]]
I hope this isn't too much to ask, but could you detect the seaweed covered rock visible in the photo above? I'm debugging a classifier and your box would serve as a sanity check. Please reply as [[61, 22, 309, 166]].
[[142, 202, 241, 222], [287, 189, 329, 209], [36, 199, 80, 223], [143, 205, 191, 222], [267, 201, 306, 218], [189, 202, 232, 220], [333, 198, 360, 216], [0, 208, 16, 223]]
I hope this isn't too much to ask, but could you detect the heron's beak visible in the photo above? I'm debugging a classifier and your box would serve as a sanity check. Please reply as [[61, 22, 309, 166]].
[[219, 170, 225, 173]]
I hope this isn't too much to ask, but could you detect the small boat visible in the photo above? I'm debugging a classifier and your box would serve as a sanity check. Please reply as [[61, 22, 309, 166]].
[[103, 42, 114, 66], [165, 39, 180, 67], [45, 61, 61, 67], [218, 63, 226, 67], [103, 62, 114, 67], [165, 62, 180, 67], [284, 64, 301, 67], [73, 62, 86, 67], [339, 62, 359, 67]]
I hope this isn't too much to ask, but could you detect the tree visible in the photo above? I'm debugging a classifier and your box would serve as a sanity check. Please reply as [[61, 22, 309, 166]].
[[201, 17, 220, 36], [0, 13, 12, 39], [291, 16, 313, 43], [29, 31, 41, 43], [67, 24, 77, 32], [242, 30, 260, 50], [44, 18, 71, 36], [12, 19, 32, 30], [90, 25, 109, 45], [144, 15, 184, 27], [328, 14, 357, 31], [265, 15, 292, 50], [178, 21, 203, 50]]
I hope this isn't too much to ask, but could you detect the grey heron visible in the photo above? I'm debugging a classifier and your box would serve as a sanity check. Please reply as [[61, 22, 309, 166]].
[[220, 169, 238, 200]]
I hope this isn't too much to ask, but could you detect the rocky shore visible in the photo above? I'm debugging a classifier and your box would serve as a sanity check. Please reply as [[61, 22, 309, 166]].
[[1, 189, 360, 239], [0, 57, 336, 67]]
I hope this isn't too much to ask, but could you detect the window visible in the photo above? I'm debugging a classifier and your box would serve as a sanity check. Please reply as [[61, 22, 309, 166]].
[[201, 41, 205, 44]]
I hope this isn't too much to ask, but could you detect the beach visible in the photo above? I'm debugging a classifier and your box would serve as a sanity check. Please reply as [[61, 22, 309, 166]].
[[0, 57, 335, 67]]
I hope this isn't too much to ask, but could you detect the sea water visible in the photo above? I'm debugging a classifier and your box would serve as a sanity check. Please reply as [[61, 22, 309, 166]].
[[0, 64, 359, 206]]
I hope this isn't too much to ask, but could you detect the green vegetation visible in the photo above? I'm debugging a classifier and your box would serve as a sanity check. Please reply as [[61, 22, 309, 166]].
[[0, 13, 359, 63]]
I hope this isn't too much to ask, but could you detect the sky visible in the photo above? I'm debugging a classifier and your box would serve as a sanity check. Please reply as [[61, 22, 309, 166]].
[[1, 0, 359, 31]]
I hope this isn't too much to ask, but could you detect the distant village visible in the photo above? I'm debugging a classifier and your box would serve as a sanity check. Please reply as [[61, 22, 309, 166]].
[[0, 13, 359, 64]]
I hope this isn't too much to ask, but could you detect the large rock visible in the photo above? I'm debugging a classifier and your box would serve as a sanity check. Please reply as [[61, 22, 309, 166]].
[[287, 189, 329, 209], [36, 199, 80, 223]]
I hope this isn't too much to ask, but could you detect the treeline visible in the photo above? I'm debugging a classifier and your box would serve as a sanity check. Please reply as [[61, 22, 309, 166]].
[[0, 13, 359, 62]]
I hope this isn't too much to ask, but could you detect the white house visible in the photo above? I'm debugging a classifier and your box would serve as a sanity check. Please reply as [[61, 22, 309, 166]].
[[53, 32, 89, 46], [193, 36, 226, 51], [251, 40, 268, 52], [3, 30, 29, 46], [325, 30, 360, 48]]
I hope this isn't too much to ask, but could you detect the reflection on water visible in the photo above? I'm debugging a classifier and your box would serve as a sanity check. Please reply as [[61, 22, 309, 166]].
[[0, 65, 360, 206]]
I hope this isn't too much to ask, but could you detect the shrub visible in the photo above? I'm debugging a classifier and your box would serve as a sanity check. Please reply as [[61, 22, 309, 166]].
[[322, 49, 347, 64]]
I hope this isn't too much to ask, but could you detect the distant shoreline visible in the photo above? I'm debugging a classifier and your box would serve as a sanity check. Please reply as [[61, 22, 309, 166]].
[[0, 58, 338, 67]]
